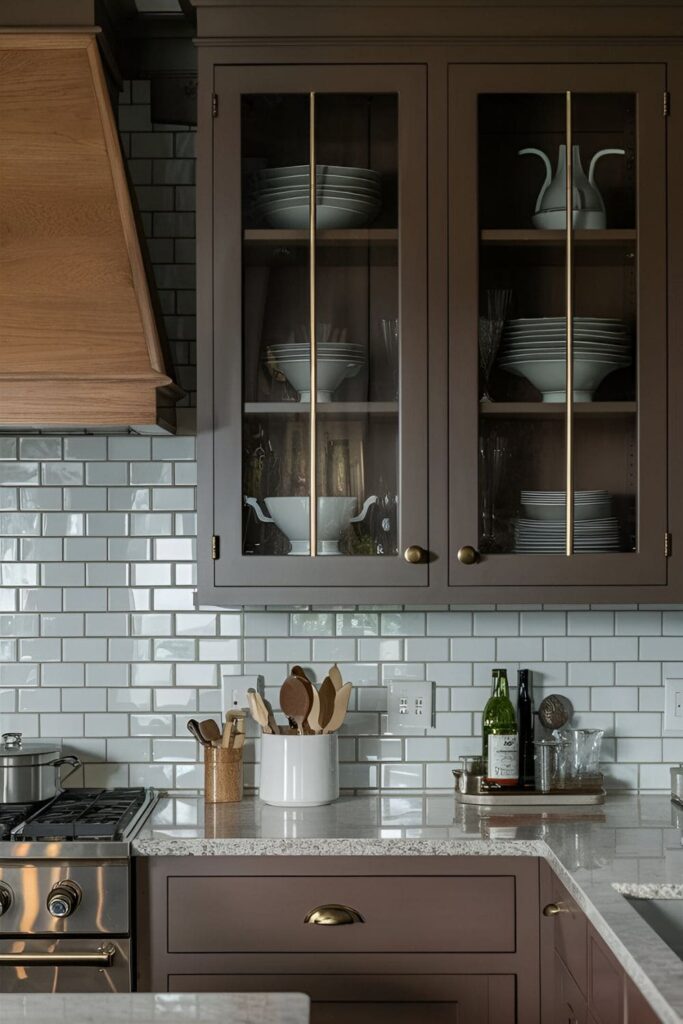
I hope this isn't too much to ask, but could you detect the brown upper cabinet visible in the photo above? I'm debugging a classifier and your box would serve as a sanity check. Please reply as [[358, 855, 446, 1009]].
[[196, 4, 683, 605]]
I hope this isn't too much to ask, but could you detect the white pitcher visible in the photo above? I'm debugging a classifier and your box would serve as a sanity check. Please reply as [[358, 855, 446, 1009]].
[[518, 144, 625, 229]]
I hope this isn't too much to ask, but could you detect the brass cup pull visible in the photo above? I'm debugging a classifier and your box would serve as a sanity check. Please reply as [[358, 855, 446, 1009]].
[[404, 545, 427, 564], [304, 904, 365, 926], [543, 902, 569, 917], [457, 545, 479, 565]]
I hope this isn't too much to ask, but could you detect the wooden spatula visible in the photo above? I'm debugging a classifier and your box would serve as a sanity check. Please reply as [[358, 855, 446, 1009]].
[[280, 674, 312, 735], [329, 663, 344, 692], [306, 683, 323, 735], [247, 689, 271, 734], [198, 718, 221, 745], [318, 676, 337, 731], [261, 695, 280, 736], [323, 682, 352, 734]]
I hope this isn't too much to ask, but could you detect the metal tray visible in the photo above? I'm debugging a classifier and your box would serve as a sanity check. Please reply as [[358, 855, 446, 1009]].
[[455, 788, 606, 806]]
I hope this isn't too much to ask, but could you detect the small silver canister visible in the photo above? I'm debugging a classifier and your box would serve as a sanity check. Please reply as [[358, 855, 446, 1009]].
[[671, 765, 683, 807]]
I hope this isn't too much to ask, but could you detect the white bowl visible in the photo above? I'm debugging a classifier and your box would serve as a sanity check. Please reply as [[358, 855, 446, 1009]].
[[272, 356, 363, 400], [254, 163, 381, 182], [261, 204, 379, 230], [499, 357, 629, 402], [248, 495, 376, 555]]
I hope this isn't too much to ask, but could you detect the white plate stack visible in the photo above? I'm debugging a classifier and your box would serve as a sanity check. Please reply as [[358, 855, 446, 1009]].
[[265, 342, 366, 402], [513, 490, 621, 552], [249, 164, 382, 230], [497, 317, 631, 402]]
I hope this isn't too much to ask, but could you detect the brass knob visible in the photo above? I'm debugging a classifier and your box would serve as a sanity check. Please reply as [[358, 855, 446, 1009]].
[[457, 545, 479, 565], [304, 904, 365, 926], [543, 902, 569, 917], [404, 545, 427, 564]]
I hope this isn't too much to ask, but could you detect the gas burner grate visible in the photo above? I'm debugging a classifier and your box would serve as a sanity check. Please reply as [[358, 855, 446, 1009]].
[[0, 803, 37, 840], [20, 788, 147, 840]]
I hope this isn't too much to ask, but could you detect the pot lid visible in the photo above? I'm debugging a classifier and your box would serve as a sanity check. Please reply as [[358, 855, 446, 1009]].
[[0, 733, 61, 765]]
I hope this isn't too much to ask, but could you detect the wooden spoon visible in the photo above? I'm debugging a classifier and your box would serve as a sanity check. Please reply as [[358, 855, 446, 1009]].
[[187, 719, 210, 747], [198, 719, 221, 744], [329, 663, 344, 692], [261, 695, 280, 736], [221, 717, 237, 749], [292, 664, 312, 684], [306, 683, 323, 735], [323, 682, 352, 734], [247, 689, 271, 734], [318, 676, 337, 731], [280, 674, 312, 735]]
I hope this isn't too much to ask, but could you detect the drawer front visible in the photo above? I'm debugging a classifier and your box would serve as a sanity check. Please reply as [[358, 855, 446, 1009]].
[[555, 952, 587, 1024], [625, 978, 662, 1024], [167, 875, 516, 953], [546, 874, 588, 994], [168, 972, 516, 1024], [588, 927, 624, 1024]]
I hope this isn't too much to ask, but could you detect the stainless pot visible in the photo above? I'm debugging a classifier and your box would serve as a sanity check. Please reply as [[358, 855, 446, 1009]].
[[0, 733, 81, 804]]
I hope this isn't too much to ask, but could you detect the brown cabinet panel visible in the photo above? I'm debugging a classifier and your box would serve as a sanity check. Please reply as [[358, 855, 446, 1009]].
[[555, 952, 588, 1024], [168, 972, 516, 1024], [167, 874, 516, 954], [544, 873, 588, 995], [625, 977, 663, 1024], [588, 927, 624, 1024]]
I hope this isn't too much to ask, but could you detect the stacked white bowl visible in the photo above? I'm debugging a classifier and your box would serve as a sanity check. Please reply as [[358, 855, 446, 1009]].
[[514, 490, 621, 552], [497, 317, 631, 402], [249, 164, 382, 229], [265, 341, 366, 402]]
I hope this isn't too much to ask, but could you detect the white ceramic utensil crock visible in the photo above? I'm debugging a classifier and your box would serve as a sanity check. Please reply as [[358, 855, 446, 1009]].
[[259, 733, 339, 806]]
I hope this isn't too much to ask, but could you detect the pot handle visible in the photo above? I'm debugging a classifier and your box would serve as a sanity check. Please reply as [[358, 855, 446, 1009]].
[[49, 755, 82, 787], [350, 495, 378, 524], [518, 148, 552, 213]]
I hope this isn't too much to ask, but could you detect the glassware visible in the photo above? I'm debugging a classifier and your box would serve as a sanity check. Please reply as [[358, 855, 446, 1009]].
[[380, 317, 399, 400], [558, 728, 604, 788], [534, 738, 562, 794], [478, 288, 513, 401], [479, 431, 509, 552]]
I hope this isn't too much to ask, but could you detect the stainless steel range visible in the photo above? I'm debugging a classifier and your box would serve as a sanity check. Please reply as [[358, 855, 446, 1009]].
[[0, 787, 157, 993]]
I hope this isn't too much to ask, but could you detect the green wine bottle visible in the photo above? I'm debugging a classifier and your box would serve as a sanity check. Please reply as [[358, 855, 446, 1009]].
[[482, 668, 518, 786]]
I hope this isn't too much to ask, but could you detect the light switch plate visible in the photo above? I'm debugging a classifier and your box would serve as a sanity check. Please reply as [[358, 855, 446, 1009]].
[[222, 674, 264, 713], [386, 680, 435, 734], [664, 677, 683, 736]]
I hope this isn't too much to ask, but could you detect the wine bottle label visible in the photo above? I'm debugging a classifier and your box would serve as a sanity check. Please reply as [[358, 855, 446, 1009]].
[[487, 734, 519, 782]]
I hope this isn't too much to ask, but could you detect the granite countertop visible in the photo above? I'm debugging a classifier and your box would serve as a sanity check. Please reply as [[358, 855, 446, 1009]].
[[1, 993, 309, 1024], [135, 792, 683, 1024]]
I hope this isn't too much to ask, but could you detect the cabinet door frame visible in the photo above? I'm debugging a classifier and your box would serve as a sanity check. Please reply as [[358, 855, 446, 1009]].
[[447, 62, 668, 590], [199, 62, 429, 600]]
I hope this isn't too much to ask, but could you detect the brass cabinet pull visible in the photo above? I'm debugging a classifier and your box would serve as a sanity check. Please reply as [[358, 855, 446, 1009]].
[[543, 902, 569, 917], [457, 545, 479, 565], [304, 904, 365, 926], [404, 545, 427, 564], [0, 944, 116, 966]]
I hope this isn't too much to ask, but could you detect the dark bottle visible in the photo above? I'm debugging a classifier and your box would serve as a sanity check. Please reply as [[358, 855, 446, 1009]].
[[517, 668, 535, 788]]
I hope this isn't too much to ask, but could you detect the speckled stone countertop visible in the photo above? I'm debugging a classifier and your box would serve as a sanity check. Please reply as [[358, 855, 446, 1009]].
[[134, 793, 683, 1024], [1, 993, 309, 1024]]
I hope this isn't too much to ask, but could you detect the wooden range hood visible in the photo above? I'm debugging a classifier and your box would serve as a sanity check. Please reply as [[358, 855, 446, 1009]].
[[0, 32, 182, 431]]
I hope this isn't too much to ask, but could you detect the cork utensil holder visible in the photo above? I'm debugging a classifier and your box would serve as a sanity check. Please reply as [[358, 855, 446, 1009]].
[[204, 745, 243, 803]]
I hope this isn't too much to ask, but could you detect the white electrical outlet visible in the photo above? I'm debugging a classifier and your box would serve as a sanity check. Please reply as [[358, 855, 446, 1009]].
[[664, 677, 683, 736], [222, 674, 264, 713], [386, 680, 435, 734]]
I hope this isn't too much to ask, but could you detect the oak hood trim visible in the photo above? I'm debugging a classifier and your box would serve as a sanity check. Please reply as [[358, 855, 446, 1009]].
[[0, 31, 181, 429]]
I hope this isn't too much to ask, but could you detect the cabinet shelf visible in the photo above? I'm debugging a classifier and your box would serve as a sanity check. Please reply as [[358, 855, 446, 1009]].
[[244, 228, 398, 245], [480, 229, 636, 245], [480, 401, 636, 418], [244, 401, 399, 415]]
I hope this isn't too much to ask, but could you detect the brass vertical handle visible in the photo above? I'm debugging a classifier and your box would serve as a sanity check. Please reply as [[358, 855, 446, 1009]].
[[309, 91, 318, 558], [304, 904, 365, 926], [565, 90, 574, 557]]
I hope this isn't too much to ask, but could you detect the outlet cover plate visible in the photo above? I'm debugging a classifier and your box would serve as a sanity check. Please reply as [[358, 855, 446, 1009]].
[[664, 677, 683, 736], [386, 680, 435, 735], [222, 674, 264, 713]]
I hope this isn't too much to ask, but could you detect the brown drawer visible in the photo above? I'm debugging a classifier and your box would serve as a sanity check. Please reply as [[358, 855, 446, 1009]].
[[168, 972, 516, 1024], [167, 874, 516, 953], [588, 926, 624, 1024], [546, 873, 588, 994]]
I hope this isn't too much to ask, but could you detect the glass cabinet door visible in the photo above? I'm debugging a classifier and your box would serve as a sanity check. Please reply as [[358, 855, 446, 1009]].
[[211, 66, 428, 591], [449, 64, 667, 588]]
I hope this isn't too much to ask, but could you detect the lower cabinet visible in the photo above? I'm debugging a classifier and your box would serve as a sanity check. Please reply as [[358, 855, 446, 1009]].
[[540, 861, 661, 1024], [135, 856, 540, 1023]]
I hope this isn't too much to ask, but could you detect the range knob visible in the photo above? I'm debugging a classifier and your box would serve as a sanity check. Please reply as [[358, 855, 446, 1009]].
[[47, 880, 81, 919], [0, 883, 12, 916]]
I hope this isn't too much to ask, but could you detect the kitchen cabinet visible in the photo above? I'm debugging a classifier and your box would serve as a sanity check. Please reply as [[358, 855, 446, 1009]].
[[195, 2, 683, 604], [539, 861, 661, 1023], [135, 855, 540, 1022]]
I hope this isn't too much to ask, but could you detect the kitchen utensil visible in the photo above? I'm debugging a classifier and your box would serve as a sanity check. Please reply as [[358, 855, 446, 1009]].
[[222, 718, 236, 749], [518, 144, 625, 229], [0, 733, 81, 805], [280, 675, 313, 735], [259, 733, 339, 806], [204, 745, 243, 803], [559, 728, 604, 786], [534, 739, 562, 793], [323, 682, 353, 734], [318, 676, 337, 730], [187, 719, 210, 747], [262, 695, 280, 736], [198, 719, 221, 745], [452, 755, 488, 795], [247, 689, 271, 734], [329, 664, 344, 691], [233, 715, 246, 751], [245, 495, 378, 555], [671, 766, 683, 807], [537, 694, 573, 731], [292, 665, 311, 682], [306, 683, 323, 735]]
